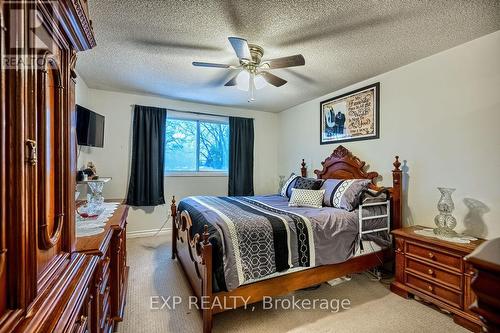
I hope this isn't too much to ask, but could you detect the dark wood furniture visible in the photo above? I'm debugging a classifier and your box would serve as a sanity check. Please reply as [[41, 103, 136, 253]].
[[171, 145, 403, 333], [465, 237, 500, 332], [76, 203, 130, 333], [391, 226, 484, 332], [0, 1, 124, 332]]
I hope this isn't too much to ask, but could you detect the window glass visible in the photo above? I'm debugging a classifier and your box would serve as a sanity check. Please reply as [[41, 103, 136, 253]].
[[165, 118, 197, 172], [165, 114, 229, 174], [199, 121, 229, 172]]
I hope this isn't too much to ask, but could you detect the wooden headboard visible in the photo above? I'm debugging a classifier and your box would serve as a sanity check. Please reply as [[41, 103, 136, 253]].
[[302, 145, 402, 230]]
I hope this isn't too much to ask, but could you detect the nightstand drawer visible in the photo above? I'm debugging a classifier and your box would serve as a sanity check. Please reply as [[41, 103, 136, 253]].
[[406, 257, 462, 290], [406, 241, 462, 272], [406, 272, 462, 308]]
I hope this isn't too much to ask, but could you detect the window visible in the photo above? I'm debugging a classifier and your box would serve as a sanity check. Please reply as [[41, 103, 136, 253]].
[[165, 111, 229, 175]]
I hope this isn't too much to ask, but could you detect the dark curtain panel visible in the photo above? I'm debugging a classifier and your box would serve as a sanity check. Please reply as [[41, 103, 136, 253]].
[[228, 117, 254, 196], [126, 105, 167, 206]]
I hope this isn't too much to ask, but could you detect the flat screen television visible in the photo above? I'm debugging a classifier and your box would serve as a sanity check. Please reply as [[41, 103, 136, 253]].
[[76, 104, 105, 147]]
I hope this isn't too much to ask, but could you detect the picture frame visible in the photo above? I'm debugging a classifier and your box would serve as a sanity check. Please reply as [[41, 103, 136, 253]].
[[320, 82, 380, 145]]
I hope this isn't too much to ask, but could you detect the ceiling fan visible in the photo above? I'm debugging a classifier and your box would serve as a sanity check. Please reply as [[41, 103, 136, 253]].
[[193, 37, 305, 102]]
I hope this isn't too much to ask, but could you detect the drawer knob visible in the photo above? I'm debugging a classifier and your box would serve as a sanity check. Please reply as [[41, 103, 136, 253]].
[[428, 252, 435, 259], [427, 285, 433, 292], [427, 269, 434, 275]]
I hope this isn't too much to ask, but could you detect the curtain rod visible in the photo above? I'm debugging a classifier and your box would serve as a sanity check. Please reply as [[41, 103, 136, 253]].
[[130, 104, 255, 120]]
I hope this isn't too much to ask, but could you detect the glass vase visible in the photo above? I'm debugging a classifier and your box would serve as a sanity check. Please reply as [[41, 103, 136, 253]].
[[86, 181, 104, 215], [433, 187, 457, 238]]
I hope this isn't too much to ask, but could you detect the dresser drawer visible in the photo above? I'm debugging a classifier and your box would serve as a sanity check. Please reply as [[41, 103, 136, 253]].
[[101, 299, 111, 330], [100, 267, 110, 294], [406, 272, 462, 308], [406, 257, 462, 290], [406, 241, 462, 272], [101, 284, 111, 314], [101, 255, 111, 275], [71, 315, 88, 333]]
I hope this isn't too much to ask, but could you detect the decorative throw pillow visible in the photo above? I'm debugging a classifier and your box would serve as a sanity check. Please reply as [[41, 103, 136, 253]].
[[289, 188, 326, 208], [293, 177, 324, 191], [321, 179, 371, 211], [280, 173, 299, 198]]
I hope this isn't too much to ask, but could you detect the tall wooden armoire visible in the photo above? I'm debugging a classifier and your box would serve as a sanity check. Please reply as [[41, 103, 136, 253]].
[[0, 1, 99, 332]]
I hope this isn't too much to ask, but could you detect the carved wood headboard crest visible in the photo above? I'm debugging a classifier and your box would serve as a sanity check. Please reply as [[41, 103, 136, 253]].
[[304, 145, 402, 230], [313, 145, 379, 185]]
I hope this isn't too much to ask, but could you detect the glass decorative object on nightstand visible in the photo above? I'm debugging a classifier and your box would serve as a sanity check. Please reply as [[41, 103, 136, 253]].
[[433, 187, 458, 237]]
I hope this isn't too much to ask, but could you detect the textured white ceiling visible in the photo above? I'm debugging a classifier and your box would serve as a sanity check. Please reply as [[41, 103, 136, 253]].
[[77, 0, 500, 112]]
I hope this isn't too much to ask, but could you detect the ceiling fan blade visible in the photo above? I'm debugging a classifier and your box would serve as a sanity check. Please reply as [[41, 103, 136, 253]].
[[263, 54, 305, 69], [192, 61, 231, 68], [202, 69, 240, 88], [260, 71, 287, 87], [224, 71, 240, 86], [228, 37, 252, 60]]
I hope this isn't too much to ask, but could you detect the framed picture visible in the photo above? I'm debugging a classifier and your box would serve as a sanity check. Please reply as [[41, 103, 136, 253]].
[[320, 82, 380, 145]]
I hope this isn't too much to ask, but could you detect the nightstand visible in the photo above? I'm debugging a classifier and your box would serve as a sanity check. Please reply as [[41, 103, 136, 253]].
[[390, 226, 485, 332]]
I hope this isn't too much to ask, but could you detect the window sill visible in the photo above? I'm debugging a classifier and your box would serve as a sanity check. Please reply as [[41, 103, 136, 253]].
[[165, 172, 228, 177]]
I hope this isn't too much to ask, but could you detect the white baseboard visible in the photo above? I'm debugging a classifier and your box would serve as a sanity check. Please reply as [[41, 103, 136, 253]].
[[126, 228, 171, 239]]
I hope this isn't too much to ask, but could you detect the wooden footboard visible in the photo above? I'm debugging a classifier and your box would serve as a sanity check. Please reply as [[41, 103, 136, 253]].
[[170, 199, 213, 332], [170, 146, 403, 333]]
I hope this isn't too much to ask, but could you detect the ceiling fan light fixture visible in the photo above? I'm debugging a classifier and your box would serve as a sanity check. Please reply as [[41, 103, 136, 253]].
[[236, 70, 250, 91], [254, 74, 268, 90]]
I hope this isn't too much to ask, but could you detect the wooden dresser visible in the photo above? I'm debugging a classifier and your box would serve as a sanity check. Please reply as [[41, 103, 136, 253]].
[[76, 203, 130, 333], [391, 226, 484, 332]]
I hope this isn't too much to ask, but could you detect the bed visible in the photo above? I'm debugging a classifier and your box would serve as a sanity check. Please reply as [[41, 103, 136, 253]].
[[170, 145, 402, 332]]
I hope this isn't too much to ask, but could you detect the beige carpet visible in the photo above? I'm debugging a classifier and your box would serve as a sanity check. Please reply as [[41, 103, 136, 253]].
[[118, 234, 468, 333]]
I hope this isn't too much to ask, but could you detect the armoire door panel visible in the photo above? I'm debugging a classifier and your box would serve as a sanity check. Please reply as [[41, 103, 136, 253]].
[[39, 57, 64, 247], [33, 47, 66, 277], [2, 0, 31, 314]]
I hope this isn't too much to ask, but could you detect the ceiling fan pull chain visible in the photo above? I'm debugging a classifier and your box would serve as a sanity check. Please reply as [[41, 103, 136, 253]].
[[248, 72, 255, 102]]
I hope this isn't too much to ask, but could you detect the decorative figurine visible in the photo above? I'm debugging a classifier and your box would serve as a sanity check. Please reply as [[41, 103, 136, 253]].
[[433, 187, 458, 237]]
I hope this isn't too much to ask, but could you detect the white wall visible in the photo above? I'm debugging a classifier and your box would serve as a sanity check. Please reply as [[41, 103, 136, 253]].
[[75, 73, 89, 107], [278, 31, 500, 239], [76, 89, 279, 234]]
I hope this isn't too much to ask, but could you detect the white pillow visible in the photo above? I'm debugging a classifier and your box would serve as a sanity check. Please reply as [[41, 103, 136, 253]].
[[288, 188, 325, 208]]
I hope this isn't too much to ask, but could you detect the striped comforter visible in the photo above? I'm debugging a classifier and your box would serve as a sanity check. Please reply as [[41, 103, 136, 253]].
[[179, 196, 314, 290], [178, 195, 388, 291]]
